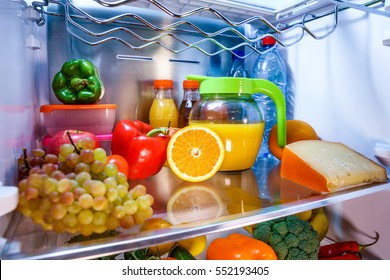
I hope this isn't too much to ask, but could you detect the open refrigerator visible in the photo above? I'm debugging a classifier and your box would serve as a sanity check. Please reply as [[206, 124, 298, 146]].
[[1, 0, 390, 260]]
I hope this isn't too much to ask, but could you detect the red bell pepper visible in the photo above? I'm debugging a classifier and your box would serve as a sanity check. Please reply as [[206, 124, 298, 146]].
[[111, 120, 171, 180]]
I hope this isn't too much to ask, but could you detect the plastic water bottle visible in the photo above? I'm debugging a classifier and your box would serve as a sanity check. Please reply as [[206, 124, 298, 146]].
[[252, 36, 292, 161], [226, 49, 250, 78]]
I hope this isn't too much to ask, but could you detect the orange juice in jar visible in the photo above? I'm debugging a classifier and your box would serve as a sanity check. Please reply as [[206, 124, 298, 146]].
[[188, 76, 286, 171], [149, 79, 178, 128], [189, 122, 264, 171]]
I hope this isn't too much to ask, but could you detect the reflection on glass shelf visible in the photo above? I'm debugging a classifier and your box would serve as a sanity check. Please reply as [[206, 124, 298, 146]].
[[2, 166, 389, 260]]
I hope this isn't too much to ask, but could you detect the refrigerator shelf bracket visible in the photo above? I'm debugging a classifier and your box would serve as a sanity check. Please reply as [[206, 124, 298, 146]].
[[35, 0, 390, 56]]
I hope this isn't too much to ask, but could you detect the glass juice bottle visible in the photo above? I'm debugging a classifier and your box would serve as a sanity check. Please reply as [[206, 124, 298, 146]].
[[149, 79, 178, 128], [178, 80, 200, 128]]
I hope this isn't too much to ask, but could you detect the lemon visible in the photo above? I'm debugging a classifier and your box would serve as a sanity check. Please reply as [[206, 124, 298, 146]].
[[294, 209, 313, 221], [177, 235, 207, 257]]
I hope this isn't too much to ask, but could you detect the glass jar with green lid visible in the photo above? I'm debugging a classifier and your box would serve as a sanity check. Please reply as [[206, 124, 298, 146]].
[[188, 75, 286, 171]]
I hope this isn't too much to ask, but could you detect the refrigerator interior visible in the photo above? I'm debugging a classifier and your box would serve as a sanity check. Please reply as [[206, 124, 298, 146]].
[[1, 0, 390, 259], [286, 7, 390, 260]]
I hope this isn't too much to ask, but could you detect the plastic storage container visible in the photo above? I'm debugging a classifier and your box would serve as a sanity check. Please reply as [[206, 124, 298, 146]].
[[252, 36, 291, 161], [40, 104, 117, 136]]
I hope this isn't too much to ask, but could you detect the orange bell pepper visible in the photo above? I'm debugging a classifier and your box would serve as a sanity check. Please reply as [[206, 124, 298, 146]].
[[206, 233, 277, 260]]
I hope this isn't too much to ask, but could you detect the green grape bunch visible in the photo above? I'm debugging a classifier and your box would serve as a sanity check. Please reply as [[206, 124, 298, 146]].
[[17, 139, 154, 236]]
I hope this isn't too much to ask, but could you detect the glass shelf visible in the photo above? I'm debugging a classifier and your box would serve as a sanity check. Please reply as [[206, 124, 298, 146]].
[[2, 163, 389, 260]]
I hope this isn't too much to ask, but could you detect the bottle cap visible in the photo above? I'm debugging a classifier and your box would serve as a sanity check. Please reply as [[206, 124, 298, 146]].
[[232, 49, 245, 60], [262, 36, 276, 46], [154, 79, 173, 89], [183, 80, 200, 89]]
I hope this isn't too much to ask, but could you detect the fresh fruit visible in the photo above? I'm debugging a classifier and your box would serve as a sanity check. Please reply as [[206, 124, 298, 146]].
[[268, 119, 319, 160], [294, 209, 313, 221], [177, 235, 207, 257], [17, 142, 154, 236], [106, 155, 129, 180], [46, 130, 100, 156], [140, 218, 176, 256], [309, 208, 329, 241], [166, 183, 225, 225], [166, 126, 225, 182]]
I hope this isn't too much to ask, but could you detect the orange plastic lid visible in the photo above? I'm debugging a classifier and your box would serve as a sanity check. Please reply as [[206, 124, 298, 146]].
[[154, 79, 173, 89], [183, 80, 200, 89], [40, 104, 117, 113]]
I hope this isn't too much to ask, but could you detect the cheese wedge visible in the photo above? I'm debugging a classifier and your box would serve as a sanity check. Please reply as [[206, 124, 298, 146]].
[[280, 140, 388, 192]]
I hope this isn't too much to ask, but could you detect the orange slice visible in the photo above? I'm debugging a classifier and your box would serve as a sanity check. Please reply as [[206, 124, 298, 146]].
[[166, 184, 225, 225], [167, 126, 225, 182]]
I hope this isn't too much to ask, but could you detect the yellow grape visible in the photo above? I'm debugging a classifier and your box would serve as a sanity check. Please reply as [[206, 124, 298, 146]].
[[60, 191, 75, 205], [119, 215, 135, 229], [78, 209, 94, 225], [123, 199, 138, 215], [67, 201, 82, 214], [129, 184, 147, 199], [106, 188, 119, 202], [105, 214, 119, 230], [116, 184, 128, 198], [92, 211, 107, 226], [62, 213, 79, 228], [57, 178, 72, 193], [92, 196, 108, 211], [78, 193, 93, 209], [50, 203, 67, 220], [136, 194, 154, 210]]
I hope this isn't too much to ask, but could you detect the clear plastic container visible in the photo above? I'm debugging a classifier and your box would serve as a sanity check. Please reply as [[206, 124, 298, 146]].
[[40, 104, 117, 136]]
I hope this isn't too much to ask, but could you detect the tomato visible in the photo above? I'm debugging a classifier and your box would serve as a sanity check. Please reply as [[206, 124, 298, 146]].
[[106, 155, 129, 179]]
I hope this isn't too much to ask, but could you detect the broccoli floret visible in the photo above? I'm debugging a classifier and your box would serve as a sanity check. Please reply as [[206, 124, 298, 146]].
[[253, 215, 320, 260]]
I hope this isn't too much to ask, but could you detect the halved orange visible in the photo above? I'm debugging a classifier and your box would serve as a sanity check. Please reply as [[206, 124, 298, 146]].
[[167, 126, 225, 182], [166, 184, 225, 225]]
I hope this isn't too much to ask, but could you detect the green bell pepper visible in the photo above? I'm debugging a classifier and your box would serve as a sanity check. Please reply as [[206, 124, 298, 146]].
[[52, 59, 105, 104]]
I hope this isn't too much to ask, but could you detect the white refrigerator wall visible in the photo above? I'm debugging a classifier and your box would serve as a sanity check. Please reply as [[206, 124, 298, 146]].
[[285, 9, 390, 259]]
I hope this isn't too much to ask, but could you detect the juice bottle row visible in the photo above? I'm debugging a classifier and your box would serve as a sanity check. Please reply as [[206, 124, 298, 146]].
[[149, 79, 200, 129]]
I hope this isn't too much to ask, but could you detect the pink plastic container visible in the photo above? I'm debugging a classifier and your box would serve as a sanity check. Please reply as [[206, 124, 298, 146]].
[[40, 104, 117, 136]]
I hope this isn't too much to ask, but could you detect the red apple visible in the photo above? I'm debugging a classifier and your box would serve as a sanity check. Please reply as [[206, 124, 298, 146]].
[[45, 130, 100, 155]]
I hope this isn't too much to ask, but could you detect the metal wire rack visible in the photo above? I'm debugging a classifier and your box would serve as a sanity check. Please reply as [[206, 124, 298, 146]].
[[36, 0, 389, 57]]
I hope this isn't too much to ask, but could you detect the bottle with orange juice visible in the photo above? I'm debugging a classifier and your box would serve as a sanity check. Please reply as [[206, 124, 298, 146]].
[[149, 79, 178, 128]]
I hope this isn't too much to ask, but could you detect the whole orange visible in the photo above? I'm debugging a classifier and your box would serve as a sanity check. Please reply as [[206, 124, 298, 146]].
[[268, 119, 319, 160]]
